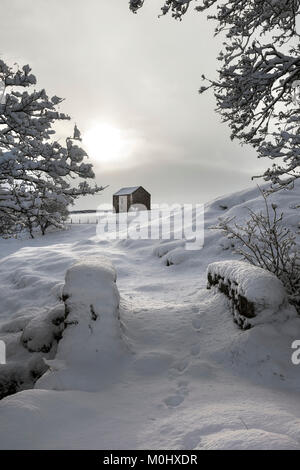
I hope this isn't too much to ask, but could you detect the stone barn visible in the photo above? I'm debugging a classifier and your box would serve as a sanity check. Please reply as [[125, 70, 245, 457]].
[[113, 186, 151, 213]]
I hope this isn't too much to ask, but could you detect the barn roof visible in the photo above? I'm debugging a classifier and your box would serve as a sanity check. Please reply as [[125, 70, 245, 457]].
[[113, 186, 141, 196]]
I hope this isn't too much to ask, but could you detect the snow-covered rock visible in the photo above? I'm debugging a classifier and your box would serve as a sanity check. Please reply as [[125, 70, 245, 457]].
[[0, 357, 47, 400], [0, 304, 65, 399], [21, 304, 66, 353], [37, 256, 129, 391], [153, 240, 185, 258], [165, 247, 191, 266], [207, 260, 291, 328]]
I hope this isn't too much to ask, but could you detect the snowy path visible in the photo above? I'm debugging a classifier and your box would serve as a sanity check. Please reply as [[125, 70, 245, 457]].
[[0, 217, 300, 448]]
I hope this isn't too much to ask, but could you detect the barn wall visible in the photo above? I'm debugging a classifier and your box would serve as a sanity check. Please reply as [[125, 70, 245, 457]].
[[113, 195, 119, 213], [113, 187, 151, 213], [131, 187, 151, 210]]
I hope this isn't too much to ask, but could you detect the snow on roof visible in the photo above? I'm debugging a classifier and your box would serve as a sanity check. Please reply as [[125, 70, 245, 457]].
[[114, 186, 140, 196]]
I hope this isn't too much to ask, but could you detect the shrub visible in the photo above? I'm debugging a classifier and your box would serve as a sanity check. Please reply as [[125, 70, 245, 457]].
[[212, 191, 300, 312]]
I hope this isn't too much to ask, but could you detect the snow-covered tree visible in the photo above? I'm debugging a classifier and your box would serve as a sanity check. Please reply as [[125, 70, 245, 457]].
[[0, 60, 103, 237], [129, 0, 300, 192]]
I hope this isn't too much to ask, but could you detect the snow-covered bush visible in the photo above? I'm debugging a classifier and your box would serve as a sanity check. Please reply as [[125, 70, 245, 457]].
[[207, 260, 290, 329], [213, 192, 300, 312], [0, 60, 104, 238]]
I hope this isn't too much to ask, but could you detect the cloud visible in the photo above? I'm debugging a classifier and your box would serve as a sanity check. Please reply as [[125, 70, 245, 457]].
[[0, 0, 266, 209]]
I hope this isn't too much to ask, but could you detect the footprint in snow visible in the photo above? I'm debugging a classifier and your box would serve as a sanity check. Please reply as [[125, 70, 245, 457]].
[[164, 395, 185, 408], [173, 359, 189, 373], [163, 381, 189, 408], [180, 429, 202, 450], [192, 317, 202, 330], [190, 344, 201, 356]]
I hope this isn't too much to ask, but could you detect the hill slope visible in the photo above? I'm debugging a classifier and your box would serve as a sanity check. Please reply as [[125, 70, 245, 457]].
[[0, 183, 299, 449]]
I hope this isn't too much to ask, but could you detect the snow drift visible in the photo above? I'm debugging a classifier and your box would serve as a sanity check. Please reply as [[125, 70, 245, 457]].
[[0, 182, 299, 449]]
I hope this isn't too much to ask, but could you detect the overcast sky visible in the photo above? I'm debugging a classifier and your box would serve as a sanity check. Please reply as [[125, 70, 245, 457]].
[[1, 0, 268, 209]]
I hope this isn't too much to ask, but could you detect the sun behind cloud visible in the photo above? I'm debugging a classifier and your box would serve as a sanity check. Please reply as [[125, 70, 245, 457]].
[[83, 123, 133, 165]]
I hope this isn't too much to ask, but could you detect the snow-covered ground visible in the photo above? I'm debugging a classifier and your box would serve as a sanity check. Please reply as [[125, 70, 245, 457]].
[[0, 183, 299, 449]]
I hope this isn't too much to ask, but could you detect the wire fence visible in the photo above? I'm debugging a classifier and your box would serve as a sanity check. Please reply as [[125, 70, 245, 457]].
[[68, 214, 100, 225]]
